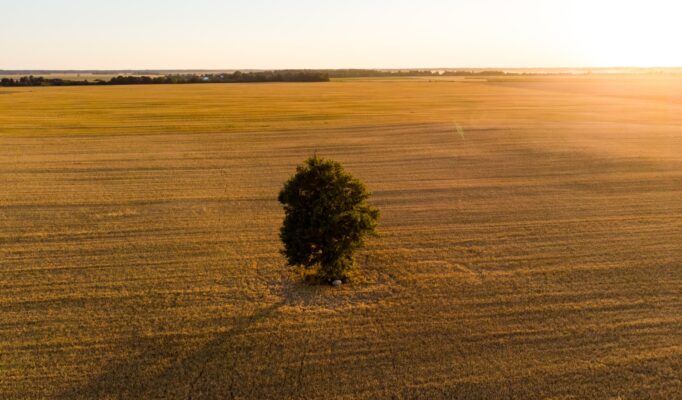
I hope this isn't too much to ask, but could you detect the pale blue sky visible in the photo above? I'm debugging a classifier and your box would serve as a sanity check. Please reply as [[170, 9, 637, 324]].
[[2, 0, 681, 69]]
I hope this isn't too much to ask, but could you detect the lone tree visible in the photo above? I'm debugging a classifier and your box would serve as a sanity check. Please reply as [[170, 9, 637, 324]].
[[278, 156, 379, 283]]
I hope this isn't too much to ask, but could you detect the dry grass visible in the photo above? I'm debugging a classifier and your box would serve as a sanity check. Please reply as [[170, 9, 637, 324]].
[[1, 76, 681, 399]]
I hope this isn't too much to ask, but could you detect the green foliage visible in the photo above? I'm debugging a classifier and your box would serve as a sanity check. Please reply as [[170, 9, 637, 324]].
[[0, 71, 329, 87], [278, 156, 379, 282]]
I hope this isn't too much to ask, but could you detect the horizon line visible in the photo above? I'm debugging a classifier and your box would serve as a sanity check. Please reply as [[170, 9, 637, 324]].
[[2, 66, 682, 73]]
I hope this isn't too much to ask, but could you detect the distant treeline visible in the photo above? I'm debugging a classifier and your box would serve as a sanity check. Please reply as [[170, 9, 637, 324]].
[[0, 69, 522, 87], [323, 69, 507, 78], [325, 69, 438, 77], [0, 71, 330, 87]]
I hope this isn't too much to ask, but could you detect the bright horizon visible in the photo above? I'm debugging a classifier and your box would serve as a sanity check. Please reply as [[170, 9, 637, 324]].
[[2, 0, 682, 70]]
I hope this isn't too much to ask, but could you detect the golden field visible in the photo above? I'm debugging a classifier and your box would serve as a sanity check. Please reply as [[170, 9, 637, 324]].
[[1, 76, 681, 399]]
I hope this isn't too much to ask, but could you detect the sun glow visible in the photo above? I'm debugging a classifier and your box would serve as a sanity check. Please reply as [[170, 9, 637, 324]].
[[1, 0, 681, 69], [565, 1, 682, 67]]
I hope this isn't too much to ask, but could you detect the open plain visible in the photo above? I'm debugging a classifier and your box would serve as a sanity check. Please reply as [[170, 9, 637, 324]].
[[1, 76, 681, 399]]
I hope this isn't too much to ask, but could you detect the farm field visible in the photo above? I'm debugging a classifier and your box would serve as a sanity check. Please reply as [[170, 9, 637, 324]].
[[1, 76, 681, 399]]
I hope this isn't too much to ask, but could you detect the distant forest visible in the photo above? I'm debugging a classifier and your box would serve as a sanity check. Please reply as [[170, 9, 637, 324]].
[[0, 69, 519, 87], [0, 71, 330, 87], [323, 69, 506, 78]]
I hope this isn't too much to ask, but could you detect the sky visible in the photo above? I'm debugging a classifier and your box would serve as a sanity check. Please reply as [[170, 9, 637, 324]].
[[1, 0, 681, 70]]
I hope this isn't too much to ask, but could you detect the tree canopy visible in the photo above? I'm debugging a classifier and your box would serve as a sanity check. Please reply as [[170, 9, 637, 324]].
[[278, 156, 379, 282]]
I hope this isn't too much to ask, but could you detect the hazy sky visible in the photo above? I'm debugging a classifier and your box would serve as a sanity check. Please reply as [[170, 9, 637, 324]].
[[2, 0, 681, 69]]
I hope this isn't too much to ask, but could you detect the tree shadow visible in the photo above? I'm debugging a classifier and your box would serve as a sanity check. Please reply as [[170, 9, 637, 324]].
[[55, 302, 285, 400]]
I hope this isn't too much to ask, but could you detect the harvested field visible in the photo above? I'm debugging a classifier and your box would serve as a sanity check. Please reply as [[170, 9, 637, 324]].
[[1, 76, 681, 399]]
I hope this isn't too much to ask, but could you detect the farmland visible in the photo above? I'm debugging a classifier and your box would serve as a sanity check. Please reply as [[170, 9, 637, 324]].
[[1, 76, 681, 399]]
